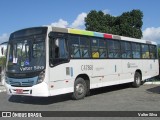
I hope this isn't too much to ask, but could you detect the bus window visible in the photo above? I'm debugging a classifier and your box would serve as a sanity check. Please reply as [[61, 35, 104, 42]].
[[79, 36, 90, 58], [149, 45, 157, 59], [91, 39, 99, 58], [141, 44, 150, 58], [68, 36, 80, 58], [54, 38, 68, 59], [49, 38, 68, 66], [121, 41, 132, 58], [132, 43, 141, 58], [33, 42, 44, 58], [108, 40, 121, 58], [99, 39, 107, 58]]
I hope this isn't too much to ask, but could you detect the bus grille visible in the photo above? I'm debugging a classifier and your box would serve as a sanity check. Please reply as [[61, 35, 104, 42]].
[[9, 81, 34, 87], [7, 77, 38, 87]]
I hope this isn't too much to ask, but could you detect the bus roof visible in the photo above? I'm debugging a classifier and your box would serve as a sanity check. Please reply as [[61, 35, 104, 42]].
[[51, 26, 157, 45]]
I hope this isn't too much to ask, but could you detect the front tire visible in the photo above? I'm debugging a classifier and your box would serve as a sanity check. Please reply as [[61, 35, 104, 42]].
[[72, 78, 87, 100], [132, 72, 141, 88]]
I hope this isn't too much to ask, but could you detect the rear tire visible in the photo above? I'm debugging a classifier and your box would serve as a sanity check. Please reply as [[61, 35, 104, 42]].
[[72, 78, 87, 100], [132, 72, 141, 88]]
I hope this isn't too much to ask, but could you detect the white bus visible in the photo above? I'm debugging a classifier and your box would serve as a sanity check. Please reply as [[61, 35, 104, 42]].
[[5, 26, 159, 99]]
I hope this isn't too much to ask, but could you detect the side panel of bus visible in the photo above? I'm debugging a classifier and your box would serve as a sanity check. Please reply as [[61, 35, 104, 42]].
[[91, 59, 122, 88]]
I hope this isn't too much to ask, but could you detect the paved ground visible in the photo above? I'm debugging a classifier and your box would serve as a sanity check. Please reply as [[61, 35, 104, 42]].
[[0, 85, 6, 93], [0, 84, 160, 120]]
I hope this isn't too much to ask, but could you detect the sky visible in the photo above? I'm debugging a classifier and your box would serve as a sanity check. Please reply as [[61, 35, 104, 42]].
[[0, 0, 160, 44]]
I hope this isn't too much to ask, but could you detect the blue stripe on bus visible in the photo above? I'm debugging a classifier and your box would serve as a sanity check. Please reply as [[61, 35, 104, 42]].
[[94, 32, 104, 38]]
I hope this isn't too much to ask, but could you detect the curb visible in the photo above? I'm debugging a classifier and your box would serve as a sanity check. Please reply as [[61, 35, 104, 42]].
[[144, 82, 160, 85]]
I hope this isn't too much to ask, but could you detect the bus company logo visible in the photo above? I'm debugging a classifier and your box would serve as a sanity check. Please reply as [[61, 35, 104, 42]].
[[2, 112, 11, 117]]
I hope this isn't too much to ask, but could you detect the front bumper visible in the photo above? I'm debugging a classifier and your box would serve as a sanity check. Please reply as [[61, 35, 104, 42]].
[[5, 82, 49, 97]]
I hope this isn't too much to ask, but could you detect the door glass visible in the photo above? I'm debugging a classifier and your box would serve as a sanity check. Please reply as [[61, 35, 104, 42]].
[[54, 38, 68, 59], [49, 38, 69, 66]]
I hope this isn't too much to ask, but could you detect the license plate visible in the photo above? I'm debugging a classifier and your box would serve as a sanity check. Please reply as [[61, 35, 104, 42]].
[[16, 89, 23, 94]]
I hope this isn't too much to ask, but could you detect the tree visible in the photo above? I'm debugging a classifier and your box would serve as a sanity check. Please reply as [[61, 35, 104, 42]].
[[85, 10, 110, 33], [85, 9, 143, 39]]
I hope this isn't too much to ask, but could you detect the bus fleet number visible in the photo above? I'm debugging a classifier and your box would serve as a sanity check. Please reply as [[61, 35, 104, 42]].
[[81, 65, 93, 71]]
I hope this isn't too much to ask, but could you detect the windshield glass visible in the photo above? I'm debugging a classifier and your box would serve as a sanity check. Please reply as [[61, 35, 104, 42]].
[[6, 36, 46, 73]]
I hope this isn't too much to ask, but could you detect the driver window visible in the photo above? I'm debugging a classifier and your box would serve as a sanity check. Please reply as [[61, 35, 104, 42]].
[[50, 38, 68, 60], [49, 38, 68, 66], [55, 39, 59, 58], [54, 38, 68, 59]]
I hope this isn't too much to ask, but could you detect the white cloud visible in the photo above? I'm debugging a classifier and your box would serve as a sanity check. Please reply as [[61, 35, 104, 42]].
[[51, 12, 87, 29], [51, 19, 69, 28], [102, 9, 110, 14], [70, 12, 87, 29], [0, 33, 9, 44], [143, 27, 160, 43]]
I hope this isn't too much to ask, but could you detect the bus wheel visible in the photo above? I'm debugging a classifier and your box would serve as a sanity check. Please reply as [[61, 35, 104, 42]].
[[72, 78, 87, 100], [132, 72, 141, 88]]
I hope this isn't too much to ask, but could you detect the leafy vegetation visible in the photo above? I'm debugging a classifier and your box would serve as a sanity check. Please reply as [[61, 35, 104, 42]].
[[85, 9, 143, 39], [0, 57, 6, 66]]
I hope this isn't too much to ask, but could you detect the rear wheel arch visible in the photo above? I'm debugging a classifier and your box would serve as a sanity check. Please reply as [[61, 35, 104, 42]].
[[135, 69, 142, 80], [75, 74, 90, 91]]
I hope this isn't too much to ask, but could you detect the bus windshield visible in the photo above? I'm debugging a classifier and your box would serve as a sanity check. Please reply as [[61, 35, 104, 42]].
[[6, 36, 46, 74]]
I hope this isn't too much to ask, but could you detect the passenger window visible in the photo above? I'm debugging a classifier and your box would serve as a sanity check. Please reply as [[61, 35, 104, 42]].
[[99, 39, 107, 58], [121, 42, 132, 58], [91, 39, 99, 58], [141, 44, 150, 58], [149, 45, 157, 59], [69, 36, 80, 58], [132, 43, 141, 58], [79, 37, 90, 58], [69, 36, 90, 58], [108, 40, 121, 58]]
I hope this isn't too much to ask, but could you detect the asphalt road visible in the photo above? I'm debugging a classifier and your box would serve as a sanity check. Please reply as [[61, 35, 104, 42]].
[[0, 84, 160, 120]]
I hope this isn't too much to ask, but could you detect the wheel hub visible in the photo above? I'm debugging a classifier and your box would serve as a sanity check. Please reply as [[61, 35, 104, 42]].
[[76, 83, 84, 95], [136, 76, 140, 85]]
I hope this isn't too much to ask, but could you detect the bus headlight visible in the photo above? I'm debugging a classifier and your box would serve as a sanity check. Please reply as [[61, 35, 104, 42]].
[[37, 71, 45, 84]]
